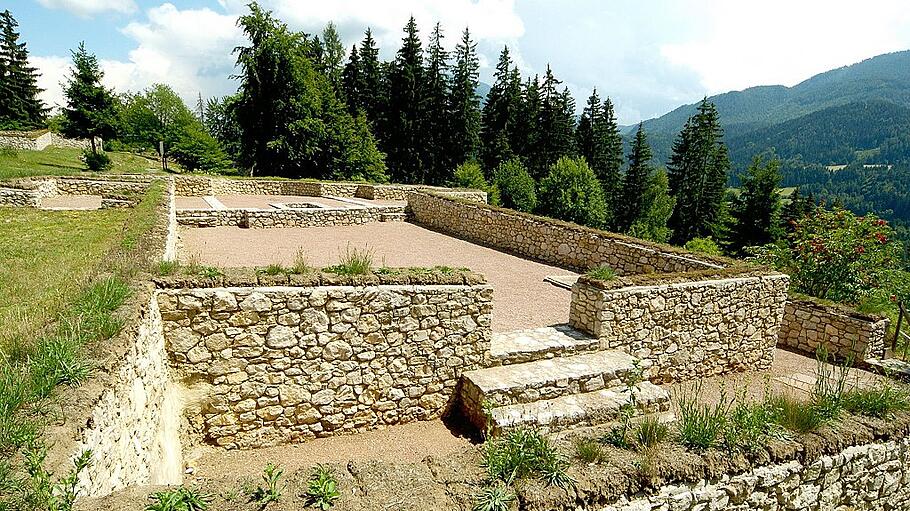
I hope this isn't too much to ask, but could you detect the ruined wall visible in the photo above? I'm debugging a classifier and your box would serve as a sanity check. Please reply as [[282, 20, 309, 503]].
[[407, 192, 725, 274], [779, 298, 890, 361], [569, 273, 790, 383], [74, 293, 182, 497], [0, 179, 57, 207], [176, 205, 406, 228], [56, 177, 150, 196], [0, 130, 99, 150], [602, 438, 910, 511], [158, 283, 493, 449]]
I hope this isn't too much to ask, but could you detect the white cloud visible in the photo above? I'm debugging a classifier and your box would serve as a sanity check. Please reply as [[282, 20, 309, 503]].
[[37, 0, 137, 17], [31, 55, 71, 111], [660, 0, 910, 94]]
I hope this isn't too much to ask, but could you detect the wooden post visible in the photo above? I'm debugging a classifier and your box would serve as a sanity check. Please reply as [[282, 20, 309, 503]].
[[894, 301, 905, 352], [159, 140, 167, 172]]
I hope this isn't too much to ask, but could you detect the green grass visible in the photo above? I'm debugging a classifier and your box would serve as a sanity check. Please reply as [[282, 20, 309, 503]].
[[585, 264, 617, 281], [482, 428, 573, 489], [324, 244, 374, 276], [842, 385, 910, 418], [0, 147, 161, 180]]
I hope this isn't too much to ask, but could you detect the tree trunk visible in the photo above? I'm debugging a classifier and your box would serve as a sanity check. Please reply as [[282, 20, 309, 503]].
[[90, 136, 97, 155]]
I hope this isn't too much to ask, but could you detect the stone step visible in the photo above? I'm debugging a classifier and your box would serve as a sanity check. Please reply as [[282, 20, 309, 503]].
[[461, 350, 648, 416], [491, 325, 600, 366], [487, 381, 671, 436]]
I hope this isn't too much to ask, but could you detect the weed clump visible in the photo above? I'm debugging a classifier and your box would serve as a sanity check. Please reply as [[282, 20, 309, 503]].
[[482, 428, 573, 489], [586, 264, 616, 281], [305, 465, 340, 510], [324, 244, 373, 276]]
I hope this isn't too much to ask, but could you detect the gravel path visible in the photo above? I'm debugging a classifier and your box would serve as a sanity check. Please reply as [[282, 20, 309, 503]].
[[178, 222, 577, 331], [40, 195, 101, 209]]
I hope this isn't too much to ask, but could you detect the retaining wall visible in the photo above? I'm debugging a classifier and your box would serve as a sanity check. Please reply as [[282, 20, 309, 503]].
[[569, 272, 790, 382], [0, 130, 100, 150], [176, 205, 406, 228], [779, 298, 890, 361], [157, 281, 493, 449], [407, 192, 725, 274]]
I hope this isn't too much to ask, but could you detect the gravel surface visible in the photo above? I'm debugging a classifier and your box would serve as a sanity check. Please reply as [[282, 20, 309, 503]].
[[175, 196, 210, 209], [40, 195, 101, 209], [178, 222, 577, 331]]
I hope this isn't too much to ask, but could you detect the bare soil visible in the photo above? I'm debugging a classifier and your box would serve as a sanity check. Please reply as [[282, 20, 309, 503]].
[[178, 222, 578, 331], [39, 194, 101, 209]]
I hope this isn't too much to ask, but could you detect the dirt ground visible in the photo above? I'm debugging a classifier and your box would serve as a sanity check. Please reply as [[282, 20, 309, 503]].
[[40, 194, 101, 209], [178, 222, 578, 331], [174, 195, 406, 210]]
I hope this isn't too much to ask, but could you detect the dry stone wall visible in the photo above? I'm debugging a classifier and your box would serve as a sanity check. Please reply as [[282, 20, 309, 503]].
[[157, 283, 493, 449], [56, 177, 150, 196], [569, 273, 790, 383], [176, 205, 406, 228], [601, 437, 910, 511], [0, 130, 99, 150], [408, 192, 725, 274], [779, 298, 890, 361], [74, 293, 182, 497]]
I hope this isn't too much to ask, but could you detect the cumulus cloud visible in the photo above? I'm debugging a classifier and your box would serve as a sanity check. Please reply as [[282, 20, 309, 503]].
[[37, 0, 137, 17], [31, 56, 71, 111]]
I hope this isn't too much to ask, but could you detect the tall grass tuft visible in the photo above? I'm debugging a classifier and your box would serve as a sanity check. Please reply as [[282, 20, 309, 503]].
[[482, 428, 573, 489], [325, 244, 374, 276], [675, 381, 727, 450]]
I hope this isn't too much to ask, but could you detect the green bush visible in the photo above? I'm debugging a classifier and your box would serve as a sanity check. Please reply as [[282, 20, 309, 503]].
[[537, 156, 607, 228], [482, 428, 573, 489], [684, 237, 722, 256], [82, 149, 112, 171], [170, 123, 233, 173], [493, 158, 537, 212], [453, 161, 489, 190], [305, 465, 340, 510]]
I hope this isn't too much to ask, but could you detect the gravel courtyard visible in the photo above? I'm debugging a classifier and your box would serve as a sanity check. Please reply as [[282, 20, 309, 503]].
[[179, 221, 578, 332]]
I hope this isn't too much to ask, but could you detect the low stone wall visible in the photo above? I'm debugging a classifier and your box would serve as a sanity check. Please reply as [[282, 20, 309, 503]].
[[569, 271, 790, 382], [0, 179, 57, 207], [779, 298, 890, 361], [163, 178, 178, 261], [73, 292, 182, 496], [176, 205, 406, 228], [157, 278, 493, 449], [56, 177, 150, 196], [0, 130, 100, 150], [603, 437, 910, 511], [408, 192, 726, 274]]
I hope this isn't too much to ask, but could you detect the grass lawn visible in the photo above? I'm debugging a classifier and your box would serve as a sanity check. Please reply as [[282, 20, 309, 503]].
[[0, 207, 128, 355], [0, 147, 162, 181]]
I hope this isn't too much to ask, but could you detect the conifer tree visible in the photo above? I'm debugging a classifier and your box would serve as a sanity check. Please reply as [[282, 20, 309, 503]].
[[61, 42, 117, 156], [448, 27, 482, 170], [342, 44, 361, 114], [480, 46, 522, 172], [575, 90, 599, 167], [530, 66, 575, 179], [514, 75, 540, 161], [628, 169, 676, 243], [358, 29, 383, 124], [384, 16, 426, 183], [620, 123, 653, 231], [781, 186, 813, 231], [0, 10, 46, 128], [576, 90, 624, 229], [423, 22, 450, 184], [729, 155, 783, 252], [667, 98, 731, 244], [321, 22, 345, 96]]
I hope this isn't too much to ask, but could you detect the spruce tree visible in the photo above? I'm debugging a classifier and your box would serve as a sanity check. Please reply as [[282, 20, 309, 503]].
[[358, 29, 383, 125], [384, 16, 426, 183], [480, 46, 521, 172], [576, 90, 623, 229], [61, 42, 117, 156], [667, 98, 731, 244], [514, 75, 540, 162], [628, 169, 676, 243], [575, 90, 599, 168], [342, 45, 361, 114], [423, 23, 450, 185], [620, 123, 653, 231], [449, 27, 482, 170], [530, 66, 574, 179], [0, 10, 46, 128], [321, 22, 345, 96], [729, 155, 783, 252]]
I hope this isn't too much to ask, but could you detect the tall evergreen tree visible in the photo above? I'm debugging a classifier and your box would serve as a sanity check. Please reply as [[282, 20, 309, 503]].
[[781, 186, 813, 232], [341, 44, 361, 113], [448, 27, 482, 169], [729, 155, 783, 252], [620, 123, 653, 231], [513, 75, 540, 162], [0, 10, 46, 128], [667, 98, 731, 244], [530, 66, 575, 179], [384, 16, 426, 183], [358, 29, 383, 124], [575, 90, 599, 167], [61, 42, 117, 155], [628, 169, 676, 243], [423, 22, 450, 185], [321, 22, 345, 96], [576, 90, 624, 229], [480, 46, 522, 172]]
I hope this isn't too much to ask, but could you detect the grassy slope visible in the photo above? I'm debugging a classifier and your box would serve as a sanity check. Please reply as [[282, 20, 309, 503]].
[[0, 147, 162, 180]]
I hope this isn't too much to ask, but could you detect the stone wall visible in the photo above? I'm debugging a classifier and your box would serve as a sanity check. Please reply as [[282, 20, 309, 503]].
[[73, 292, 182, 496], [0, 179, 57, 207], [569, 272, 790, 382], [163, 178, 178, 261], [176, 204, 406, 228], [408, 191, 726, 274], [0, 130, 100, 150], [56, 177, 150, 196], [157, 282, 493, 449], [779, 298, 890, 361], [602, 437, 910, 511]]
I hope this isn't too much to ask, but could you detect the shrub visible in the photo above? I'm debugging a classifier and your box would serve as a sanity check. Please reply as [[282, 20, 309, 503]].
[[325, 244, 373, 276], [305, 465, 340, 510], [675, 381, 727, 450], [635, 416, 669, 448], [453, 161, 490, 190], [493, 158, 537, 212], [472, 482, 515, 511], [20, 445, 92, 511], [843, 384, 910, 418], [250, 463, 282, 505], [82, 149, 112, 171], [586, 265, 616, 281], [170, 123, 233, 173], [146, 487, 212, 511], [722, 395, 779, 452], [537, 156, 607, 228], [482, 428, 573, 489], [684, 237, 722, 256], [573, 436, 605, 463]]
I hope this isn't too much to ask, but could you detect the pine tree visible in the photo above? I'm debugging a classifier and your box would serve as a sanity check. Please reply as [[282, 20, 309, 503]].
[[514, 75, 540, 162], [530, 66, 575, 179], [576, 91, 624, 229], [667, 98, 731, 244], [384, 16, 426, 183], [729, 154, 783, 253], [423, 22, 450, 185], [61, 42, 117, 155], [448, 27, 481, 170], [322, 22, 345, 96], [0, 10, 46, 128], [620, 123, 653, 231], [342, 45, 361, 114], [480, 46, 522, 172]]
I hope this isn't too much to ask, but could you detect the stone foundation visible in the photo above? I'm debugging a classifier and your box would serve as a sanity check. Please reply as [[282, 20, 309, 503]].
[[176, 204, 406, 228], [407, 191, 725, 274], [157, 281, 493, 449], [569, 272, 790, 382], [0, 130, 100, 151], [779, 297, 890, 361]]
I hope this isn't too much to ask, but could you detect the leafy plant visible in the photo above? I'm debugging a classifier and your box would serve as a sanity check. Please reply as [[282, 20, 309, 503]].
[[493, 158, 537, 213], [482, 428, 573, 489], [537, 156, 607, 228], [20, 444, 92, 511], [684, 237, 722, 256], [586, 264, 616, 281], [635, 416, 669, 449], [82, 149, 112, 171], [251, 463, 283, 506], [573, 436, 605, 463], [472, 482, 515, 511], [324, 244, 373, 276], [146, 487, 212, 511], [305, 465, 340, 510], [722, 392, 779, 452]]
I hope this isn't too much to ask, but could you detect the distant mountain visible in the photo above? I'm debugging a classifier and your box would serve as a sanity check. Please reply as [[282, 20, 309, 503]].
[[634, 50, 910, 167]]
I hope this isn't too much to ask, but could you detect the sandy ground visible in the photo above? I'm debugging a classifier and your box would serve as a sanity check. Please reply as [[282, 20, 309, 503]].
[[40, 195, 102, 209], [188, 419, 473, 480], [175, 196, 210, 209], [179, 222, 578, 331]]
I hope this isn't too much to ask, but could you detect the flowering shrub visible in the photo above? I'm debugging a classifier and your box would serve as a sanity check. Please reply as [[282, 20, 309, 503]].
[[751, 207, 902, 303]]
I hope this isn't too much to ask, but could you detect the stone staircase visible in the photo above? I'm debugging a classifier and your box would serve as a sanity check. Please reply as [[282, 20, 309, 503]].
[[460, 325, 672, 435]]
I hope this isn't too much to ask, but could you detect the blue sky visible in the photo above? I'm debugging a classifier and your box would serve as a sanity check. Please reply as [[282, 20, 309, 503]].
[[16, 0, 910, 124]]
